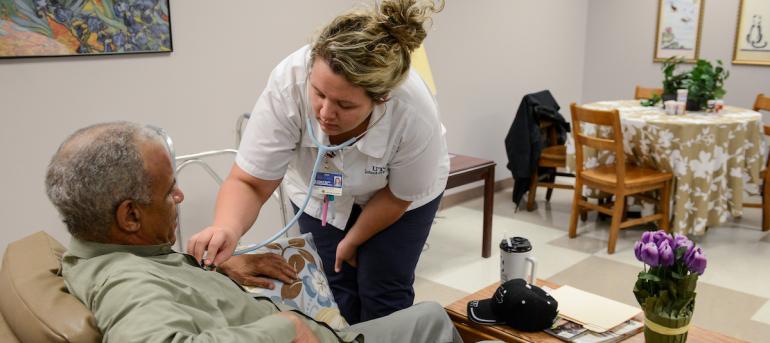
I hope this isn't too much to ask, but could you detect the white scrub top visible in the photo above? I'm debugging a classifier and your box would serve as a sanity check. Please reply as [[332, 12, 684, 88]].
[[236, 45, 449, 230]]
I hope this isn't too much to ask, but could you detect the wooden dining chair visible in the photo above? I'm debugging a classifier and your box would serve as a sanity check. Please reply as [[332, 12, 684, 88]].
[[634, 86, 663, 100], [568, 103, 673, 254], [526, 119, 574, 211], [753, 93, 770, 112], [744, 94, 770, 231]]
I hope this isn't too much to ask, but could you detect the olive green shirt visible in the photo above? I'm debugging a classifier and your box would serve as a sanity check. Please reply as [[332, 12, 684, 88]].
[[61, 238, 361, 343]]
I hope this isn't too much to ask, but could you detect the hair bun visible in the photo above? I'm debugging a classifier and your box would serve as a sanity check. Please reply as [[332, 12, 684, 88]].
[[377, 0, 443, 52]]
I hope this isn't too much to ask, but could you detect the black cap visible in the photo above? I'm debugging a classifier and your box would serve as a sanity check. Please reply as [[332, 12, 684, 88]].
[[467, 279, 558, 332]]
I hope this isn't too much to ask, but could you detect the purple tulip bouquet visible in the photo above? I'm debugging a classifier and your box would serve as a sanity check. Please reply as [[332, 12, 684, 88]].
[[632, 230, 707, 343]]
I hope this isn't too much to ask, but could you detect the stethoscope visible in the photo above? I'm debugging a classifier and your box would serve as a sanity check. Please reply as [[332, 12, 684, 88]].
[[232, 101, 386, 256], [230, 116, 356, 255]]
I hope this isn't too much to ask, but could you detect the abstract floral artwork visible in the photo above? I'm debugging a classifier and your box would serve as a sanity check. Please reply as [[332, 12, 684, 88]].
[[0, 0, 172, 58]]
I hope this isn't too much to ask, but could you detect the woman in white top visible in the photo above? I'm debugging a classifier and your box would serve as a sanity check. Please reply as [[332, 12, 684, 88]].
[[188, 0, 448, 323]]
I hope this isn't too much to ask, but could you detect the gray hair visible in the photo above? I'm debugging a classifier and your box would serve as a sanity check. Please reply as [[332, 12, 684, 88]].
[[45, 122, 164, 241]]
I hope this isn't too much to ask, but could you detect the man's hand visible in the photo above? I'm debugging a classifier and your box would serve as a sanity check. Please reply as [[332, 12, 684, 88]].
[[187, 225, 240, 267], [218, 253, 299, 289], [279, 312, 321, 343], [334, 238, 358, 273]]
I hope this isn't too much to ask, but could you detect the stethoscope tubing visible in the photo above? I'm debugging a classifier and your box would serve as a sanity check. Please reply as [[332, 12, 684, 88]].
[[232, 116, 356, 255]]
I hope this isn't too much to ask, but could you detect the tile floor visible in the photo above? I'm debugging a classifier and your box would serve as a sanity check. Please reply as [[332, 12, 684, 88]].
[[414, 184, 770, 342]]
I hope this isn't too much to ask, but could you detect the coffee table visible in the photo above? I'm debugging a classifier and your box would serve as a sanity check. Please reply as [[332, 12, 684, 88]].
[[444, 280, 746, 342]]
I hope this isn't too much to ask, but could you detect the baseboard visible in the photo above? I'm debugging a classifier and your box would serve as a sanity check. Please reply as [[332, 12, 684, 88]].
[[439, 178, 513, 210]]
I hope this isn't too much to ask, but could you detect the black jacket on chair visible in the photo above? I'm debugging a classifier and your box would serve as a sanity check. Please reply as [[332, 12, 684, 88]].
[[505, 90, 570, 208]]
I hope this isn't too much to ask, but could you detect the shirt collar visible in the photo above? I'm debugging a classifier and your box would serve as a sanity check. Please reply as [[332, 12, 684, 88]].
[[67, 237, 175, 259], [300, 102, 391, 159], [356, 103, 390, 158]]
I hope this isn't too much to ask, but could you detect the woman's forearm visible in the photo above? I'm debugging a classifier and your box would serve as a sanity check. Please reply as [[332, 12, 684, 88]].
[[213, 165, 281, 236], [344, 186, 412, 246]]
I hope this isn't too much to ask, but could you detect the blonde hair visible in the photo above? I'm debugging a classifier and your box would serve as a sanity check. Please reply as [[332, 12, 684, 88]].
[[311, 0, 444, 101]]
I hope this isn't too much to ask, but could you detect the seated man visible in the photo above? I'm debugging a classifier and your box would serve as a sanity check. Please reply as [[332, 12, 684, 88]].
[[46, 122, 462, 343]]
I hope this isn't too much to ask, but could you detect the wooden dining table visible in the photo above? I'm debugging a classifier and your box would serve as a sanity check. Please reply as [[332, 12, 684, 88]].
[[566, 100, 766, 235]]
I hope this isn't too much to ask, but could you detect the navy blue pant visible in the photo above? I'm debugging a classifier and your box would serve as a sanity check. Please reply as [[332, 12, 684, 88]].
[[294, 194, 442, 324]]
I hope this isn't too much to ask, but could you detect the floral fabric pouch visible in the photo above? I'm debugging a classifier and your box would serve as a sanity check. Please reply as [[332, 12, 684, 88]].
[[240, 233, 348, 330]]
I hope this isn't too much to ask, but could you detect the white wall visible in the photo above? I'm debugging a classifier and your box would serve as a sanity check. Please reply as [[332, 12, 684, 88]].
[[428, 0, 589, 176], [0, 0, 590, 255], [582, 0, 770, 112]]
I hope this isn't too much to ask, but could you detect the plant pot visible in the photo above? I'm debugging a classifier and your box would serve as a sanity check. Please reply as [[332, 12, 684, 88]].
[[643, 310, 692, 343], [662, 94, 705, 111], [686, 98, 705, 111]]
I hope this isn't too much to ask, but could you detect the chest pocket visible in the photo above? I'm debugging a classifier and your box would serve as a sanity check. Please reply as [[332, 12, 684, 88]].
[[364, 156, 388, 179], [341, 155, 388, 197]]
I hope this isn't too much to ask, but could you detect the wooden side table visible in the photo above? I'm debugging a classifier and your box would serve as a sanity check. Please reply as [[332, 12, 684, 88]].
[[445, 281, 747, 343], [447, 154, 496, 258]]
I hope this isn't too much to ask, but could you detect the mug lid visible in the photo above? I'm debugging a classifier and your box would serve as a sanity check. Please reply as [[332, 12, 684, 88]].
[[500, 236, 532, 253]]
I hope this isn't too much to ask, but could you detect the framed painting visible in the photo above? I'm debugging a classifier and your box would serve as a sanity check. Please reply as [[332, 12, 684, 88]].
[[0, 0, 172, 58], [654, 0, 705, 63], [733, 0, 770, 66]]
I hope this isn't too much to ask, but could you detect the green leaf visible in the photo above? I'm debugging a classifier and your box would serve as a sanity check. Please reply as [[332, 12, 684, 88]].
[[639, 272, 661, 282]]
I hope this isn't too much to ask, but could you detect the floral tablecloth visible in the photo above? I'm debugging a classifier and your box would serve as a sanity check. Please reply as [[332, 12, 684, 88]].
[[566, 100, 765, 235]]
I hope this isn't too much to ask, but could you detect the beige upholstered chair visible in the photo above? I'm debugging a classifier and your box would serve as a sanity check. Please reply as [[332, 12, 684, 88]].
[[0, 232, 101, 342]]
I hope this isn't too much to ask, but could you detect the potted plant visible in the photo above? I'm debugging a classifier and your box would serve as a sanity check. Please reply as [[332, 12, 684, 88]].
[[684, 59, 729, 111], [643, 57, 688, 107], [655, 57, 730, 111], [661, 57, 689, 102], [633, 230, 707, 343]]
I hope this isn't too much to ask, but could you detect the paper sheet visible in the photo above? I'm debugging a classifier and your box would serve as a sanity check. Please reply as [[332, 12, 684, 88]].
[[549, 285, 641, 333]]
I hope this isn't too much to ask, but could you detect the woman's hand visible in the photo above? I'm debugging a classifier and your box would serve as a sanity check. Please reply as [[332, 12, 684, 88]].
[[188, 166, 282, 268], [218, 253, 299, 289], [187, 225, 240, 267], [332, 187, 410, 273], [334, 238, 359, 272]]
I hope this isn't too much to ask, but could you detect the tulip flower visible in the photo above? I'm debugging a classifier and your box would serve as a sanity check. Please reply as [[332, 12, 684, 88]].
[[678, 239, 694, 257], [641, 231, 655, 244], [658, 240, 675, 266], [634, 241, 644, 262], [684, 242, 698, 261], [641, 242, 660, 267], [653, 230, 673, 247], [686, 247, 707, 275], [672, 233, 690, 250]]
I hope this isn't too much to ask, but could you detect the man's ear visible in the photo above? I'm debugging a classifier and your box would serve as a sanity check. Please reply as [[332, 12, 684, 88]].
[[116, 199, 141, 234]]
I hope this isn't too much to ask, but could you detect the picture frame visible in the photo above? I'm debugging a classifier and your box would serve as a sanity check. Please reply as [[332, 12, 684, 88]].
[[654, 0, 705, 63], [0, 0, 172, 59], [733, 0, 770, 66]]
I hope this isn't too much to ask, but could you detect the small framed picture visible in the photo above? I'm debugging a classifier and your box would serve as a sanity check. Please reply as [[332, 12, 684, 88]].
[[654, 0, 705, 63], [733, 0, 770, 66]]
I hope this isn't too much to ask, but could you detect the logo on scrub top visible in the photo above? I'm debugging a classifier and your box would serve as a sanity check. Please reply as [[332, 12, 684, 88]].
[[364, 165, 387, 175]]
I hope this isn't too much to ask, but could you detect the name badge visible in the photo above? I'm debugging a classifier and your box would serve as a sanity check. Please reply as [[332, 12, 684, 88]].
[[314, 172, 343, 196]]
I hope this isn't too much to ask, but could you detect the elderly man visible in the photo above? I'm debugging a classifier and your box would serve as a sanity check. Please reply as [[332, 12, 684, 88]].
[[46, 122, 461, 343]]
